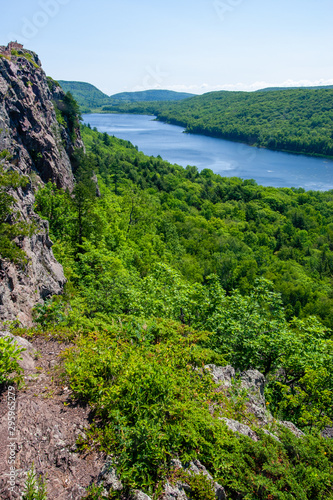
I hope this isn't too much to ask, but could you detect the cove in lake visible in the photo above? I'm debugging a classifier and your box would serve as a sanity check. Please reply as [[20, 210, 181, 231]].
[[83, 113, 333, 191]]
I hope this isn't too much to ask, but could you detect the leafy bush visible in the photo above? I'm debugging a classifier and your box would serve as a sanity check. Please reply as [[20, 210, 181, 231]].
[[0, 165, 31, 264], [22, 464, 47, 500], [63, 319, 333, 499], [0, 336, 25, 386]]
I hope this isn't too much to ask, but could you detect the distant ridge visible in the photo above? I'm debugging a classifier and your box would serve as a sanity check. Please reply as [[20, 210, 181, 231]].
[[109, 89, 196, 102], [257, 84, 333, 92], [58, 81, 110, 112], [58, 81, 196, 112]]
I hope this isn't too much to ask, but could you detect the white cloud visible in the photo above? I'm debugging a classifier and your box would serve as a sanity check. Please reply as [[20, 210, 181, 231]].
[[166, 79, 333, 95]]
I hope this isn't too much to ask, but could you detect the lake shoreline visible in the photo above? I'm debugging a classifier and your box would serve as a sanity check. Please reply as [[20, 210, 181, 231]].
[[82, 111, 333, 161], [82, 113, 333, 191]]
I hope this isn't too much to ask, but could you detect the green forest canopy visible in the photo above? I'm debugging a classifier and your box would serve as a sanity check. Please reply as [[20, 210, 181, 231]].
[[28, 124, 333, 498], [102, 87, 333, 158], [58, 80, 196, 113]]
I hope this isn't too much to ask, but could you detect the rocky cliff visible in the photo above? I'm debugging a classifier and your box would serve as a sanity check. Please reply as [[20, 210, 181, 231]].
[[0, 44, 83, 326]]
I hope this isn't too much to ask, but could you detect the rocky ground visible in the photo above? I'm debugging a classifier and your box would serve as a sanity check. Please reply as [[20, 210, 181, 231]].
[[0, 334, 105, 500]]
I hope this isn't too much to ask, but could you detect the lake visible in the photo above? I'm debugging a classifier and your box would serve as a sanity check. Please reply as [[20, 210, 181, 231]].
[[82, 113, 333, 191]]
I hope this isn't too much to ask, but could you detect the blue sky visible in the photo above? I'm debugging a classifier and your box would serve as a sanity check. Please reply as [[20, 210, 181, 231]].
[[1, 0, 332, 95]]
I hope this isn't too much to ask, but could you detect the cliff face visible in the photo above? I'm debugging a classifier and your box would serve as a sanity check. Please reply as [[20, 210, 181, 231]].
[[0, 44, 83, 325]]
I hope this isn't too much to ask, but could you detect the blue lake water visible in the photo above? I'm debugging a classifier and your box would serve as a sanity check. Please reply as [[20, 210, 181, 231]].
[[83, 113, 333, 191]]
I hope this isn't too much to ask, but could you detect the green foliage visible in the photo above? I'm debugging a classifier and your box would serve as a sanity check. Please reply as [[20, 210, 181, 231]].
[[109, 89, 196, 103], [52, 91, 82, 140], [58, 81, 195, 113], [0, 165, 31, 264], [46, 76, 60, 93], [0, 336, 25, 386], [139, 88, 333, 158], [175, 470, 216, 500], [32, 298, 66, 330], [81, 484, 109, 500], [33, 125, 333, 432], [63, 320, 333, 499], [36, 125, 333, 329], [58, 81, 111, 112], [31, 120, 333, 498], [22, 464, 47, 500]]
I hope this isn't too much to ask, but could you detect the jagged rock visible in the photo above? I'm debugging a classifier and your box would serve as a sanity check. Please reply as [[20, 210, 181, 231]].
[[240, 370, 265, 401], [240, 369, 268, 422], [279, 421, 305, 438], [206, 365, 270, 424], [131, 491, 153, 500], [0, 44, 84, 325], [97, 457, 123, 493], [205, 364, 235, 387], [0, 45, 83, 189], [163, 459, 226, 500], [262, 428, 281, 442], [188, 460, 226, 500], [92, 172, 101, 197], [0, 331, 36, 371], [322, 425, 333, 439], [221, 417, 259, 441], [162, 481, 188, 500]]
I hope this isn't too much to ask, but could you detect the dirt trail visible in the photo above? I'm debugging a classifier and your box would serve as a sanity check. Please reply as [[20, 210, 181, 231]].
[[0, 337, 105, 499]]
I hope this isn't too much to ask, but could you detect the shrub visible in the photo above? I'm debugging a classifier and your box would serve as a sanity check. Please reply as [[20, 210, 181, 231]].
[[63, 319, 333, 499], [0, 336, 25, 386], [22, 464, 47, 500]]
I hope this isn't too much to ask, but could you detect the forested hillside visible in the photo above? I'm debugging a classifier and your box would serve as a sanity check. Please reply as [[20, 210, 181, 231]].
[[2, 39, 333, 500], [103, 87, 333, 158], [2, 119, 333, 498], [36, 124, 333, 329], [58, 81, 195, 112], [109, 89, 196, 102], [58, 81, 111, 113]]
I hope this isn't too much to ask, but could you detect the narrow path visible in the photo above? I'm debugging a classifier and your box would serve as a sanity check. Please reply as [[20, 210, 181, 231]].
[[0, 337, 105, 499]]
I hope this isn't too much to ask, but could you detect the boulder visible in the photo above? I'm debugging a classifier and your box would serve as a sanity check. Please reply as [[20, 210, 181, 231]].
[[163, 459, 226, 500], [205, 364, 235, 387], [97, 457, 123, 494], [240, 369, 268, 422], [131, 491, 153, 500], [206, 365, 270, 424], [279, 421, 305, 438], [221, 417, 259, 442]]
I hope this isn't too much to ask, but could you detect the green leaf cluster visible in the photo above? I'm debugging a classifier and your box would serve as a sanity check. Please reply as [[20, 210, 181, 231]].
[[0, 165, 30, 264], [63, 319, 333, 499], [109, 88, 333, 158], [22, 463, 47, 500], [29, 123, 333, 498], [0, 336, 25, 386]]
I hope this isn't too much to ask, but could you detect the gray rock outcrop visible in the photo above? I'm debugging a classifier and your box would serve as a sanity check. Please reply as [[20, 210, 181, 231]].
[[0, 44, 84, 325], [161, 459, 226, 500], [279, 421, 305, 438], [221, 417, 259, 441], [205, 364, 235, 387], [205, 364, 268, 423], [240, 369, 267, 422], [131, 491, 153, 500], [97, 457, 123, 495], [206, 364, 305, 441]]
